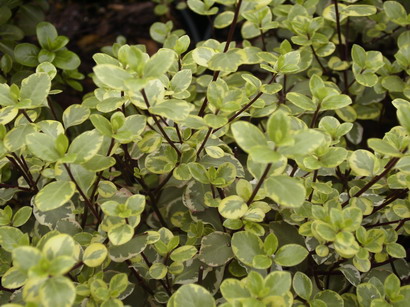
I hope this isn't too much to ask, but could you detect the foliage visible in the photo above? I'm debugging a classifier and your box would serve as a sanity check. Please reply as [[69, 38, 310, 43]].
[[0, 0, 410, 306]]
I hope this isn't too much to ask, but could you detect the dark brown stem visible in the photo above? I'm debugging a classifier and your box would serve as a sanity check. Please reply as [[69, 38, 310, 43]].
[[141, 90, 181, 158], [260, 29, 267, 51], [366, 188, 409, 218], [214, 74, 276, 132], [310, 45, 328, 75], [197, 0, 243, 117], [333, 0, 349, 92], [341, 157, 400, 207], [63, 163, 100, 221], [89, 138, 116, 203], [308, 170, 318, 202], [21, 109, 33, 123], [196, 128, 213, 158], [47, 98, 59, 121], [247, 163, 272, 205], [126, 260, 155, 296], [367, 217, 410, 228]]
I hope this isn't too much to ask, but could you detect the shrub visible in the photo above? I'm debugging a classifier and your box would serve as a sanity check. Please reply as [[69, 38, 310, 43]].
[[0, 0, 410, 306]]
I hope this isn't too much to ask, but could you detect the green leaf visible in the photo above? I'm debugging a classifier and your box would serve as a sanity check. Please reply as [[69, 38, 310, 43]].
[[0, 226, 29, 253], [279, 130, 325, 156], [386, 243, 406, 258], [39, 276, 75, 307], [208, 50, 244, 73], [14, 43, 40, 67], [218, 195, 248, 219], [357, 283, 382, 307], [26, 132, 62, 162], [114, 114, 146, 143], [214, 11, 234, 29], [170, 245, 197, 262], [264, 175, 306, 208], [220, 279, 250, 301], [0, 84, 15, 106], [384, 1, 408, 24], [339, 264, 361, 287], [171, 284, 216, 307], [384, 273, 400, 299], [34, 181, 76, 212], [83, 243, 108, 267], [0, 106, 18, 125], [144, 48, 175, 78], [264, 271, 292, 296], [93, 64, 132, 90], [1, 267, 27, 289], [349, 149, 380, 176], [20, 72, 51, 107], [43, 233, 76, 260], [321, 94, 352, 111], [198, 232, 233, 267], [90, 114, 112, 137], [267, 110, 291, 146], [4, 124, 36, 152], [108, 224, 134, 246], [293, 271, 312, 300], [67, 130, 104, 163], [109, 273, 128, 297], [149, 99, 194, 122], [397, 104, 410, 133], [275, 51, 300, 73], [231, 121, 267, 153], [53, 50, 81, 70], [149, 262, 168, 279], [62, 104, 90, 129], [231, 231, 264, 267], [36, 22, 58, 49], [274, 244, 308, 266], [12, 206, 32, 227], [108, 234, 147, 262], [286, 92, 316, 111]]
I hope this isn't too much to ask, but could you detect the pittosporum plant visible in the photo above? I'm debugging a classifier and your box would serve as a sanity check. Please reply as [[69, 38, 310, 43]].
[[0, 0, 410, 306]]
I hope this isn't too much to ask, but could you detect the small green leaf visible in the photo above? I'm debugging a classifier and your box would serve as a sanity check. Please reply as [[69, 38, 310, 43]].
[[274, 244, 308, 266], [83, 243, 108, 267], [108, 224, 134, 246], [62, 105, 90, 129], [170, 245, 197, 262], [93, 64, 132, 90], [349, 149, 380, 176], [11, 206, 32, 227], [39, 276, 76, 307], [26, 132, 62, 162], [144, 48, 175, 78], [231, 121, 267, 153], [198, 232, 233, 267], [264, 176, 306, 208], [171, 284, 216, 307], [218, 195, 248, 219], [265, 271, 292, 296], [149, 262, 168, 279], [34, 181, 76, 212], [231, 231, 264, 267], [67, 130, 103, 163], [293, 271, 312, 300], [149, 99, 194, 122]]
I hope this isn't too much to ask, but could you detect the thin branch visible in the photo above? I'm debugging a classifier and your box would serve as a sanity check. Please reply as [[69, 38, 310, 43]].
[[197, 0, 243, 117], [333, 0, 349, 92], [247, 163, 272, 205], [341, 157, 401, 207], [141, 89, 181, 158], [63, 163, 100, 221]]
